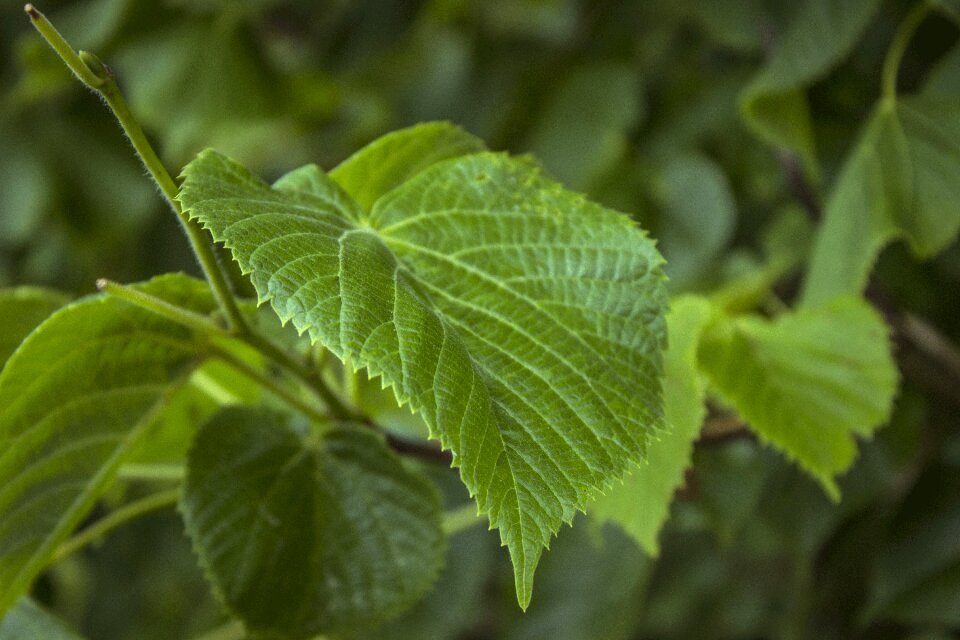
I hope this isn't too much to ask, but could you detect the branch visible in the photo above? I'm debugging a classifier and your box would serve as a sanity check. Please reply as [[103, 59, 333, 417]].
[[25, 4, 248, 334]]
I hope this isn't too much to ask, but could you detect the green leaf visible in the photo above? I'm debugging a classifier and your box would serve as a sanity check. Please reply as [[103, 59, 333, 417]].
[[0, 287, 69, 368], [178, 129, 669, 608], [0, 274, 215, 614], [590, 295, 713, 554], [0, 598, 84, 640], [330, 121, 486, 211], [180, 407, 445, 639], [802, 98, 960, 306], [697, 296, 897, 498], [740, 0, 882, 178]]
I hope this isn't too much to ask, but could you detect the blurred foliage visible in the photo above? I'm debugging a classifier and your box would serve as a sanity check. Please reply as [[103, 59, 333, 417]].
[[1, 0, 959, 638]]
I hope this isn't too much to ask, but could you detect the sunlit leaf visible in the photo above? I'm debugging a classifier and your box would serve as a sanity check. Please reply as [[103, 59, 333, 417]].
[[179, 127, 669, 607], [697, 296, 897, 498]]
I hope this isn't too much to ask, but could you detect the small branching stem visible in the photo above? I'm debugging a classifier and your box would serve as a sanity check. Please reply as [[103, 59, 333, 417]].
[[50, 488, 181, 563], [882, 2, 931, 102], [25, 4, 247, 334], [209, 346, 332, 424], [96, 279, 224, 334]]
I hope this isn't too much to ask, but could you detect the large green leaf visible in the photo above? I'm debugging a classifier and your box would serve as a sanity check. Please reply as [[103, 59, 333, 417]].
[[697, 296, 897, 498], [590, 295, 713, 554], [0, 274, 215, 614], [0, 287, 68, 368], [802, 97, 960, 306], [178, 128, 669, 607], [0, 598, 84, 640], [740, 0, 881, 177], [180, 407, 445, 639]]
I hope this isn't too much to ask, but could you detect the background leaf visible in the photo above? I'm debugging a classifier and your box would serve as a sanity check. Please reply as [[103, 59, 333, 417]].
[[180, 407, 445, 639], [802, 96, 960, 306], [740, 0, 882, 177], [0, 274, 214, 614], [179, 135, 669, 608], [697, 296, 898, 497]]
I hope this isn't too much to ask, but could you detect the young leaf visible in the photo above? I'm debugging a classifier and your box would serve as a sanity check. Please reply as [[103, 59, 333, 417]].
[[178, 129, 669, 607], [802, 97, 960, 306], [0, 287, 68, 368], [697, 296, 898, 498], [180, 407, 445, 639], [329, 121, 486, 210], [0, 274, 215, 614], [0, 597, 84, 640], [740, 0, 881, 178], [590, 295, 713, 554]]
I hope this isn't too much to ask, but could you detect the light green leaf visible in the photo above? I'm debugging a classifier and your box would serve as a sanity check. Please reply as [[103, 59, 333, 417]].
[[590, 295, 713, 554], [0, 287, 69, 368], [697, 296, 897, 498], [0, 274, 215, 614], [0, 598, 84, 640], [740, 0, 881, 178], [178, 130, 669, 608], [802, 98, 960, 306], [330, 122, 486, 211], [180, 407, 445, 639]]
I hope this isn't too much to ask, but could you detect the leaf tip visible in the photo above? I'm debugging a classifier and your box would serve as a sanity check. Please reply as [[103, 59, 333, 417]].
[[24, 4, 40, 19]]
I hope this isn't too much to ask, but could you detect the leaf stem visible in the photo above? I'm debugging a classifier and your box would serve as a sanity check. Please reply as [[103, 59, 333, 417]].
[[97, 279, 224, 334], [50, 488, 181, 564], [210, 346, 331, 424], [96, 277, 355, 420], [25, 4, 247, 334], [882, 2, 931, 101], [442, 502, 485, 535], [239, 330, 357, 420], [117, 463, 186, 482]]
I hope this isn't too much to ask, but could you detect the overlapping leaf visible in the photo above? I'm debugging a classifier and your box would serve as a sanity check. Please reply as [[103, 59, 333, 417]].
[[590, 295, 713, 554], [0, 274, 215, 614], [697, 296, 897, 498], [178, 123, 669, 606], [181, 407, 444, 639], [740, 0, 881, 177]]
